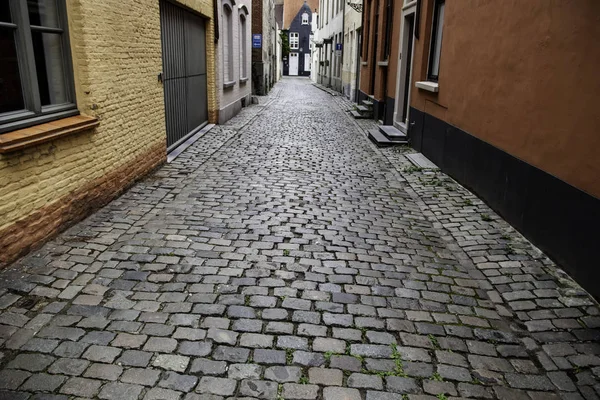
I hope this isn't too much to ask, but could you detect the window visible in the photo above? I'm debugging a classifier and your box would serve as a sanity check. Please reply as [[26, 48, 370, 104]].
[[302, 12, 309, 25], [427, 0, 445, 81], [383, 0, 393, 60], [362, 0, 370, 59], [223, 4, 234, 83], [0, 0, 77, 134], [290, 32, 299, 49], [239, 14, 247, 80]]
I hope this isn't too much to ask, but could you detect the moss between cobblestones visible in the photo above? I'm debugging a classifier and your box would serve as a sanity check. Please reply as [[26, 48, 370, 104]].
[[428, 334, 441, 350], [431, 372, 444, 382], [480, 213, 493, 222]]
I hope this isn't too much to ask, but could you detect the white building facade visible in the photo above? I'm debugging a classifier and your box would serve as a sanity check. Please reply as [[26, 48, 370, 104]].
[[315, 0, 344, 92], [342, 2, 362, 101], [218, 0, 252, 123]]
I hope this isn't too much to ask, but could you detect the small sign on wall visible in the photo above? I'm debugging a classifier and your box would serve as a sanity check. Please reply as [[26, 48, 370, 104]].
[[335, 42, 342, 57], [252, 34, 262, 48]]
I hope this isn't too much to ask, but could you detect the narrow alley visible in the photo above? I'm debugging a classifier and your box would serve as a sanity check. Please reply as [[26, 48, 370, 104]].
[[0, 79, 597, 400]]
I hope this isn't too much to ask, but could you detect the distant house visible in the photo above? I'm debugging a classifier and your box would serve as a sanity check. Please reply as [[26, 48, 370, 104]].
[[283, 1, 316, 77]]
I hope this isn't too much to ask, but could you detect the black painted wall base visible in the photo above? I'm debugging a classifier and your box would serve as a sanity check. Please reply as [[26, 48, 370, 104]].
[[408, 107, 600, 300], [384, 97, 395, 126], [357, 92, 396, 124], [357, 90, 369, 105]]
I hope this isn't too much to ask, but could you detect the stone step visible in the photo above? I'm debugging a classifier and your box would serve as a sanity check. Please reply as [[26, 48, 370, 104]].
[[362, 99, 374, 107], [368, 129, 408, 147], [350, 110, 371, 119], [379, 125, 407, 141], [356, 105, 371, 113]]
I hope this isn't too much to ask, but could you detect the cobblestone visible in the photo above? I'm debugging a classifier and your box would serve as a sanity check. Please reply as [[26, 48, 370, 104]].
[[0, 79, 597, 399]]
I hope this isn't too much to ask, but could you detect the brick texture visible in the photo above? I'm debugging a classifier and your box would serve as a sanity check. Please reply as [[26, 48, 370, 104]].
[[0, 141, 164, 266], [0, 0, 217, 266]]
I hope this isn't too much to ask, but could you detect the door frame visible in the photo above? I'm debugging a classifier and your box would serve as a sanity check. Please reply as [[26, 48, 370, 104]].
[[304, 53, 311, 73], [393, 0, 417, 132], [289, 52, 299, 76]]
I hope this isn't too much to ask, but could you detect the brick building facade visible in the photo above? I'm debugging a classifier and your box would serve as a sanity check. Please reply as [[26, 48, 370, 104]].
[[0, 0, 217, 267]]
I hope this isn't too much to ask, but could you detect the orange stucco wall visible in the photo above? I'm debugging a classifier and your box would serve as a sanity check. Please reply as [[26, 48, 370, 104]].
[[410, 0, 600, 198], [359, 0, 403, 101]]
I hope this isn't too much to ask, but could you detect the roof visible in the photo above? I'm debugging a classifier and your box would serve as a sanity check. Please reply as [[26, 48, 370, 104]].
[[283, 0, 319, 30]]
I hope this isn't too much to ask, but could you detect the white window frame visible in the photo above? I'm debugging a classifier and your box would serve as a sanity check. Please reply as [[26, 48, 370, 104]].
[[290, 32, 299, 49], [301, 12, 309, 25], [239, 9, 248, 81], [222, 3, 234, 85]]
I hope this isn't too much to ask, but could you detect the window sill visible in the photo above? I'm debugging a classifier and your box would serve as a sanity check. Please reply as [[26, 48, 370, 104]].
[[0, 115, 99, 154], [223, 81, 236, 89], [240, 77, 248, 84], [377, 60, 389, 67], [361, 61, 368, 66], [415, 81, 439, 93]]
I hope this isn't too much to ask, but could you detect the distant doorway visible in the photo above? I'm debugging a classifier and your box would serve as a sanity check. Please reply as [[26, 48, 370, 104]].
[[289, 53, 299, 76], [393, 3, 416, 133], [304, 53, 311, 73]]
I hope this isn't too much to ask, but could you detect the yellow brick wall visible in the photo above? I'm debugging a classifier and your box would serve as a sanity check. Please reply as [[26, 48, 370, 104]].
[[0, 0, 216, 235]]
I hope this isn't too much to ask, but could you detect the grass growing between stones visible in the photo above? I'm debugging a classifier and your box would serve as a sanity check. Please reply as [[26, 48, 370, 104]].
[[428, 334, 441, 350], [360, 343, 407, 378], [431, 372, 444, 382]]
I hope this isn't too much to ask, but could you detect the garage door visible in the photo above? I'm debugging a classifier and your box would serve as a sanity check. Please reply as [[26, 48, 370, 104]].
[[159, 0, 208, 151]]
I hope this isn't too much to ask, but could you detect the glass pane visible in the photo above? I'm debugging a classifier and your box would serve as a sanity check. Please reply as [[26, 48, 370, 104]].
[[28, 0, 60, 28], [0, 2, 12, 23], [431, 3, 445, 77], [32, 31, 68, 106], [0, 30, 25, 113]]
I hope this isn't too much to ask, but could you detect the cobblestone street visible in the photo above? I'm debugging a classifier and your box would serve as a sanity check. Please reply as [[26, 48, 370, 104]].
[[0, 77, 598, 400]]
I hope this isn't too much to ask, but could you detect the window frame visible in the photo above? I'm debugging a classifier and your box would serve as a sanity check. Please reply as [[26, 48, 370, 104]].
[[222, 3, 235, 84], [427, 0, 445, 82], [289, 32, 299, 50], [301, 12, 309, 25], [239, 11, 248, 80], [0, 0, 78, 134]]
